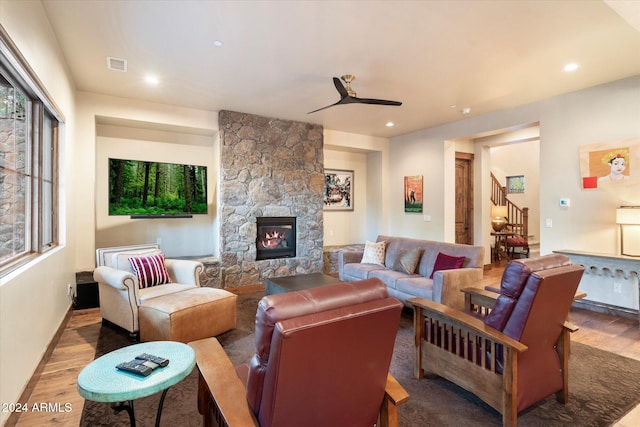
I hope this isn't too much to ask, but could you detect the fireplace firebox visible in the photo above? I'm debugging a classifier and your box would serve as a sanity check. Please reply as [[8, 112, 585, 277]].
[[256, 217, 296, 260]]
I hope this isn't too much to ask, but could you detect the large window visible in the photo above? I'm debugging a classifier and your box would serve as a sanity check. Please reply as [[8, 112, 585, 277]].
[[0, 31, 61, 275]]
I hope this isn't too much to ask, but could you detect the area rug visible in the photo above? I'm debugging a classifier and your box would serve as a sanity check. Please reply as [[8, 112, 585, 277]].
[[80, 292, 640, 426]]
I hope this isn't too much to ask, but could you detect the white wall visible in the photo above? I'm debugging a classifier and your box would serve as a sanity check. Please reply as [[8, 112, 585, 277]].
[[322, 149, 367, 245], [323, 129, 390, 244], [95, 124, 216, 257], [389, 76, 640, 264], [0, 2, 77, 424], [388, 130, 449, 241]]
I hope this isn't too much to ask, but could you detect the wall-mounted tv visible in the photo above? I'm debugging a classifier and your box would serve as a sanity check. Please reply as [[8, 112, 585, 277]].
[[109, 158, 207, 216]]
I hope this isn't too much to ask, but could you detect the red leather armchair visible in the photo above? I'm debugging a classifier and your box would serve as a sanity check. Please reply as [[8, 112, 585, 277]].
[[191, 278, 409, 427], [410, 254, 584, 427]]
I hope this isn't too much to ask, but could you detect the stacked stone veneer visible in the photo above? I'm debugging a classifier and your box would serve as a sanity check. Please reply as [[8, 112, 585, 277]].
[[0, 117, 27, 259], [218, 110, 325, 288]]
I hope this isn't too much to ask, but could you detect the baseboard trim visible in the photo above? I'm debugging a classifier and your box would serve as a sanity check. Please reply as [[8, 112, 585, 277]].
[[4, 305, 74, 427]]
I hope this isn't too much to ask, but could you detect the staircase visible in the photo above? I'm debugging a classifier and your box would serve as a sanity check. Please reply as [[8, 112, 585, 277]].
[[490, 173, 538, 257]]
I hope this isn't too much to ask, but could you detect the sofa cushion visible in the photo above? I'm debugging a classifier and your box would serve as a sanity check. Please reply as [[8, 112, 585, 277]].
[[430, 252, 466, 278], [113, 248, 163, 274], [370, 269, 419, 289], [506, 237, 527, 246], [395, 276, 435, 301], [138, 283, 198, 303], [392, 248, 423, 274], [129, 253, 172, 288], [379, 237, 404, 268], [342, 263, 386, 280], [361, 240, 386, 265]]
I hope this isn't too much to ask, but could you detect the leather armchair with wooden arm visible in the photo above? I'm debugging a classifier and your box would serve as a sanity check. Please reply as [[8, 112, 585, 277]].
[[191, 278, 410, 427], [410, 254, 584, 427]]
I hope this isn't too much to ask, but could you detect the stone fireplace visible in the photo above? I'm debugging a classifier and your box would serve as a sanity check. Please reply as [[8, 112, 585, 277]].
[[255, 216, 296, 260], [218, 110, 324, 288]]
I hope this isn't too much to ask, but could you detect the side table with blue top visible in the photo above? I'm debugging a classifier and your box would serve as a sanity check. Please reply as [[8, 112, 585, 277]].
[[77, 341, 195, 427]]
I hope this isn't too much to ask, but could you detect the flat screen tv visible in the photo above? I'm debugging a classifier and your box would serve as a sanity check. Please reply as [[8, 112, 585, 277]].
[[108, 158, 207, 216]]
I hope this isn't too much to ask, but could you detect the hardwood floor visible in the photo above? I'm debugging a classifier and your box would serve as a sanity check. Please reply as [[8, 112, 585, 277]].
[[6, 264, 640, 427]]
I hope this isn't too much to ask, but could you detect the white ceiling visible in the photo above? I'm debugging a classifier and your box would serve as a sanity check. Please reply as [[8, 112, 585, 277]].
[[40, 0, 640, 138]]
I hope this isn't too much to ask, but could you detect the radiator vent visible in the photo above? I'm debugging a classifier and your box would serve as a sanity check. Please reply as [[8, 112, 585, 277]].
[[106, 57, 127, 72]]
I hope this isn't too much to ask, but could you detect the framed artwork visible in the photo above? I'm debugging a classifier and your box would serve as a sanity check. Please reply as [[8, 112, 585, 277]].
[[579, 138, 639, 190], [404, 175, 423, 213], [506, 175, 525, 193], [324, 169, 353, 211]]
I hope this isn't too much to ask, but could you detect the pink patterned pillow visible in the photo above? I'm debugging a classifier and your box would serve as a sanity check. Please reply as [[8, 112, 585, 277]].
[[128, 253, 171, 288]]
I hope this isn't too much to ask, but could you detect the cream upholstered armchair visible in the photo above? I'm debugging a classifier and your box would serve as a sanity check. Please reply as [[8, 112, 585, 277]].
[[94, 244, 205, 338]]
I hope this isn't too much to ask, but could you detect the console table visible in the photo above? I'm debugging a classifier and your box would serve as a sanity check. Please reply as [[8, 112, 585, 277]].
[[554, 250, 640, 323]]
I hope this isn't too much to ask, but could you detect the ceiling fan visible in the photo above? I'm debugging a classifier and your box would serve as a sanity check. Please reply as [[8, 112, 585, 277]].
[[308, 75, 402, 114]]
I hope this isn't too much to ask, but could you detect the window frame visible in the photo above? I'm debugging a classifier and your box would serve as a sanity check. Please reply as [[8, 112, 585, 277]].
[[0, 26, 64, 276]]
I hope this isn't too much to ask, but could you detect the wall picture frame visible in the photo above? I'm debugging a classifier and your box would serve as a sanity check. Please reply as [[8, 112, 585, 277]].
[[506, 175, 525, 193], [578, 138, 639, 190], [324, 169, 353, 211], [404, 175, 423, 213]]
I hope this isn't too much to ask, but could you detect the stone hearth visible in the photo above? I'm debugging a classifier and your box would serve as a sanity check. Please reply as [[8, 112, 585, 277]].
[[218, 110, 324, 288]]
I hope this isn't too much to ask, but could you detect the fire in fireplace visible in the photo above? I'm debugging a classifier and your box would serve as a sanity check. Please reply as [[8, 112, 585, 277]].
[[256, 217, 296, 260]]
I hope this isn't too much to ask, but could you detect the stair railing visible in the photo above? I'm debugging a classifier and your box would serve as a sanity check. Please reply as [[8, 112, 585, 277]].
[[490, 172, 529, 239]]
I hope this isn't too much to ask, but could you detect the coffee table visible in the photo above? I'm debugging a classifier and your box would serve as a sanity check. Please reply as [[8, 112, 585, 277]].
[[264, 272, 341, 295], [77, 340, 195, 427]]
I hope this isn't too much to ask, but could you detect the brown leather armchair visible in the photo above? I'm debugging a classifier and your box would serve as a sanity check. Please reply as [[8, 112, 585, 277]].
[[409, 254, 584, 427], [190, 278, 409, 427]]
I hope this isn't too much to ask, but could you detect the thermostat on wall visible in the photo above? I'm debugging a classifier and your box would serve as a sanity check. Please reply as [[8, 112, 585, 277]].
[[559, 198, 570, 207]]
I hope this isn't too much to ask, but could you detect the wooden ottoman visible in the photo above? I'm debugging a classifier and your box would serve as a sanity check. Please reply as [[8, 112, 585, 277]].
[[138, 287, 237, 343]]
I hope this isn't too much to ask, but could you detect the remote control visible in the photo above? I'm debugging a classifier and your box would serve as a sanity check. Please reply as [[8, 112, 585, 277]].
[[135, 353, 169, 368], [116, 361, 153, 377]]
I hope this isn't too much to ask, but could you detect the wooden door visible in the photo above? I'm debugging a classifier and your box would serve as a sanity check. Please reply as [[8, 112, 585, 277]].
[[455, 153, 474, 244]]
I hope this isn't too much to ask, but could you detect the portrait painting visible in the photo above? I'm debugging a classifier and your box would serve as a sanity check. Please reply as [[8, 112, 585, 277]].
[[579, 139, 640, 190]]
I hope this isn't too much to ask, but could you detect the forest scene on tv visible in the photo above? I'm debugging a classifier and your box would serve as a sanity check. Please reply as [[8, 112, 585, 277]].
[[109, 158, 208, 215]]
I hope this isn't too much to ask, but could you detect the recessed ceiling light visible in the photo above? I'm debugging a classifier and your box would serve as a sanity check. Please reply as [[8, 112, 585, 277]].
[[563, 63, 579, 72], [213, 40, 224, 47], [460, 107, 471, 115], [386, 122, 395, 127], [145, 75, 159, 85]]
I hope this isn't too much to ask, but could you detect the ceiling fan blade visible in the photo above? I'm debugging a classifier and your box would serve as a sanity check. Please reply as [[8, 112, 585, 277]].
[[307, 99, 344, 114], [333, 77, 349, 99], [308, 76, 402, 113], [354, 97, 402, 106]]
